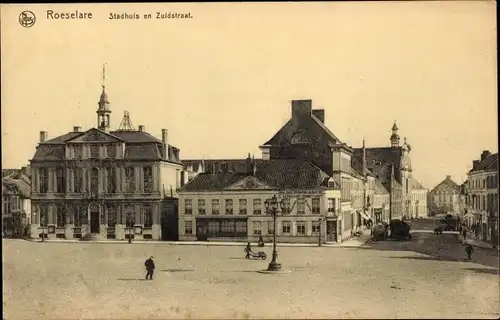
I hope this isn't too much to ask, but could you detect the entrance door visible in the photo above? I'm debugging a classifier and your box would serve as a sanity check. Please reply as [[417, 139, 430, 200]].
[[326, 221, 337, 242], [196, 224, 208, 241], [90, 211, 100, 233]]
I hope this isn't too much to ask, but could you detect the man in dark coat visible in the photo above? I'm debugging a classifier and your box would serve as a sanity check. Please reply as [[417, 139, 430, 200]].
[[245, 242, 252, 259], [145, 256, 155, 280], [465, 244, 474, 261]]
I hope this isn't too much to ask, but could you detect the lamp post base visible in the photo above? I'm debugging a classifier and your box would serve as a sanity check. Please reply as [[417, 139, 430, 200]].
[[267, 261, 282, 272]]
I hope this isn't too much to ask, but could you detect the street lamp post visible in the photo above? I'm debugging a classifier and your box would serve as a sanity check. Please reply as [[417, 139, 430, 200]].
[[265, 195, 285, 272]]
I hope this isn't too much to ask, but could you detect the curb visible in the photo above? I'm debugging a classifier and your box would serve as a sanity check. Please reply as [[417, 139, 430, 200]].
[[461, 239, 497, 251], [22, 238, 372, 248]]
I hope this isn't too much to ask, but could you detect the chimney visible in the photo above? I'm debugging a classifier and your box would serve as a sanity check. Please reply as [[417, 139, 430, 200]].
[[312, 109, 325, 123], [138, 125, 145, 132], [472, 160, 479, 169], [291, 100, 312, 120], [481, 150, 491, 161], [161, 129, 169, 160], [39, 131, 48, 143], [446, 175, 451, 180], [246, 153, 252, 174], [73, 126, 81, 133]]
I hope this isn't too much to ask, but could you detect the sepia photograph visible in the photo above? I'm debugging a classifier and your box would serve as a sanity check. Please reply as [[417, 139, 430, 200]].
[[1, 1, 498, 319]]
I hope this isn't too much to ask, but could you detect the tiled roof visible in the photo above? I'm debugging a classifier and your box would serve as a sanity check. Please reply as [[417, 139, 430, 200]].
[[111, 130, 163, 144], [263, 116, 341, 146], [373, 178, 389, 195], [2, 176, 31, 198], [410, 178, 426, 190], [469, 153, 498, 173], [182, 158, 265, 172], [350, 156, 372, 178], [431, 177, 460, 193], [353, 147, 403, 184], [42, 132, 83, 144], [32, 127, 180, 162], [124, 145, 162, 160], [40, 128, 178, 148], [181, 159, 333, 192], [2, 169, 20, 178], [32, 145, 66, 161], [310, 115, 341, 144], [124, 144, 181, 163]]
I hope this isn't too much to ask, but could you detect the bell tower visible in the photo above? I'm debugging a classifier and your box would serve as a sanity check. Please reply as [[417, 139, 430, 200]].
[[97, 64, 111, 132], [390, 121, 400, 148]]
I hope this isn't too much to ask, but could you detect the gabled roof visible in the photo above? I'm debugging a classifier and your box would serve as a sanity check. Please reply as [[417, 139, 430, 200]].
[[469, 152, 498, 173], [430, 177, 460, 194], [310, 114, 342, 145], [263, 115, 341, 147], [180, 159, 334, 192], [410, 178, 426, 190], [373, 178, 389, 195]]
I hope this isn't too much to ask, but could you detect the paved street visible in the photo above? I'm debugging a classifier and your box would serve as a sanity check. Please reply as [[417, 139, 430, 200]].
[[3, 237, 499, 319]]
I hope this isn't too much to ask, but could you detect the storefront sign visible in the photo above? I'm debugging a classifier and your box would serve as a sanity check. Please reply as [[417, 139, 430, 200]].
[[278, 189, 322, 199]]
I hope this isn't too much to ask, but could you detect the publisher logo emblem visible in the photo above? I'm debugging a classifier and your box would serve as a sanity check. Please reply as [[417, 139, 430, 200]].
[[19, 11, 36, 28]]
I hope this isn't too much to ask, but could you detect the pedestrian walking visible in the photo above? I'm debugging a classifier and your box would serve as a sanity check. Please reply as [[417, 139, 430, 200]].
[[465, 244, 474, 261], [245, 242, 252, 259], [144, 256, 155, 280], [462, 228, 467, 241]]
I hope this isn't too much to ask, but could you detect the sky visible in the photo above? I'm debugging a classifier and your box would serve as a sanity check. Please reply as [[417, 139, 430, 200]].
[[1, 1, 497, 189]]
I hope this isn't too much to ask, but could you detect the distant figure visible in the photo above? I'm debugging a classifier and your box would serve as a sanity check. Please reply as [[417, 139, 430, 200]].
[[462, 228, 467, 241], [258, 236, 264, 247], [145, 256, 155, 280], [245, 242, 252, 259], [465, 244, 474, 261]]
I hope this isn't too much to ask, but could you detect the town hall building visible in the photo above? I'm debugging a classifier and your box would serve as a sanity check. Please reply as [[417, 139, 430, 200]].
[[29, 76, 184, 241]]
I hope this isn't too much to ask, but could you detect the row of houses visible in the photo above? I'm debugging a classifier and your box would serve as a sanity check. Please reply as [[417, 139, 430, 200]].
[[428, 150, 498, 246], [2, 80, 428, 243], [178, 100, 428, 243]]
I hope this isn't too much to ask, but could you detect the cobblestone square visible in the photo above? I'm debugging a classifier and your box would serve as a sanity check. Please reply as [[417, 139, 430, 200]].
[[3, 237, 499, 319]]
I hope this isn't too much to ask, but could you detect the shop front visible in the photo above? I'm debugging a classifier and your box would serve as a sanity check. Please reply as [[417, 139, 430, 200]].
[[195, 216, 248, 240]]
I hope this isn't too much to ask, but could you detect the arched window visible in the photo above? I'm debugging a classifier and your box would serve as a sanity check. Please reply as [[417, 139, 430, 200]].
[[291, 131, 311, 144]]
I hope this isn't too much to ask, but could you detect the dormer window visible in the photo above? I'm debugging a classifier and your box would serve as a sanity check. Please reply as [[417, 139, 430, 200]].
[[291, 131, 311, 144]]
